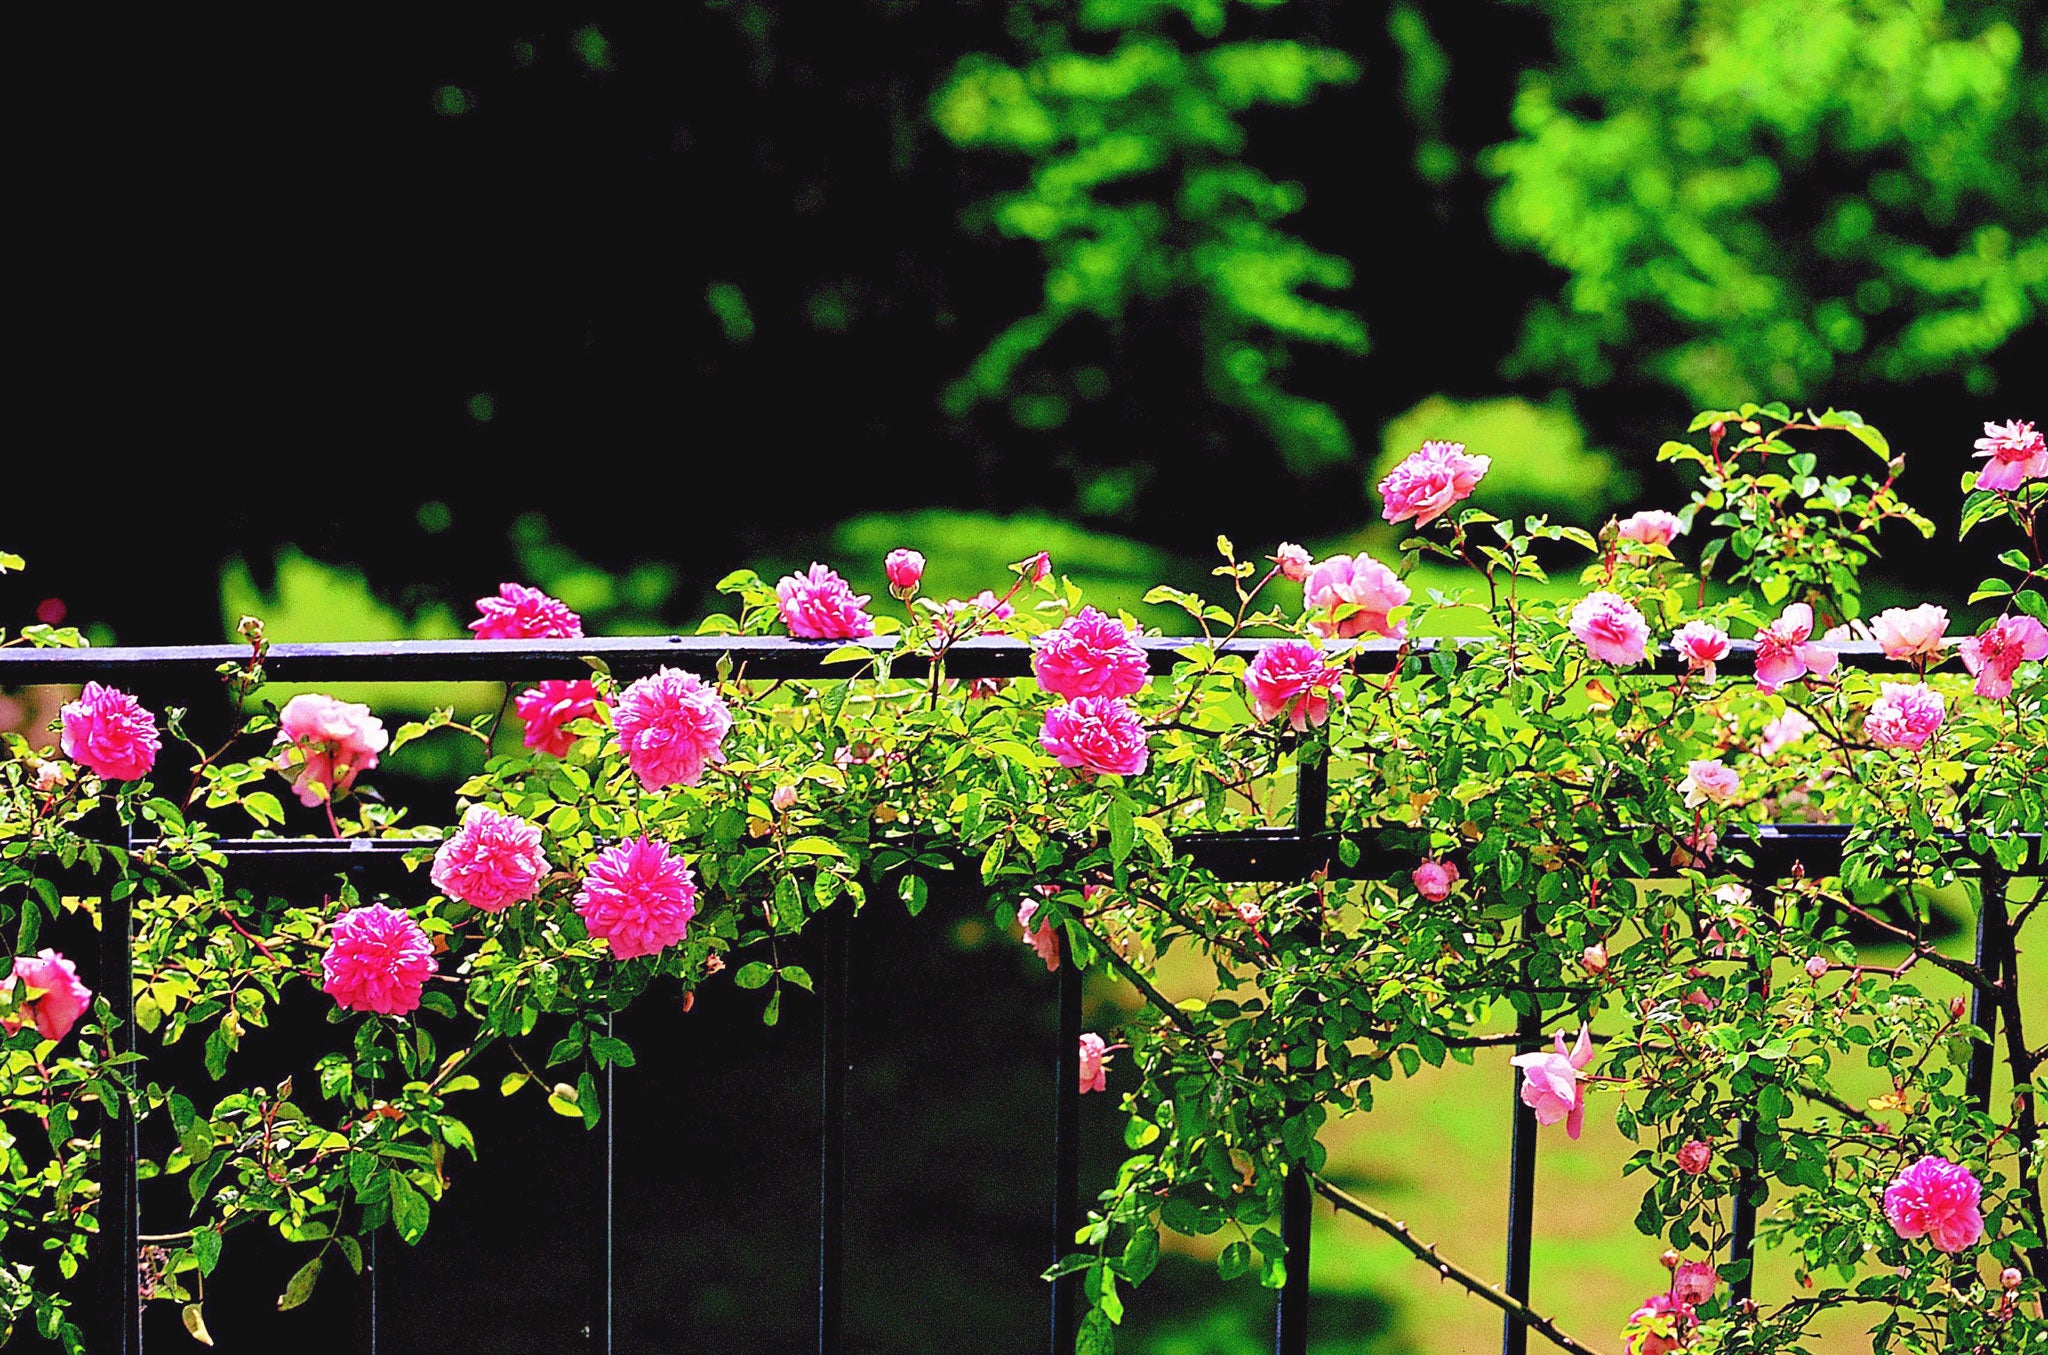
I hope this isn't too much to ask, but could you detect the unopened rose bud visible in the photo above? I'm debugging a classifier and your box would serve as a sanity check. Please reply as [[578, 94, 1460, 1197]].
[[1273, 543, 1312, 583], [1660, 1249, 1681, 1271], [1952, 996, 1969, 1020], [703, 954, 725, 975], [682, 991, 696, 1013], [884, 548, 925, 597], [772, 784, 798, 812], [1024, 551, 1051, 582], [1805, 955, 1829, 979], [2004, 1267, 2023, 1290], [552, 1083, 579, 1104], [1582, 943, 1608, 974]]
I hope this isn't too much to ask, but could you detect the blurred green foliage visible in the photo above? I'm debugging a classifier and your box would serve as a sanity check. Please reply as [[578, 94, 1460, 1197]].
[[1488, 0, 2048, 403]]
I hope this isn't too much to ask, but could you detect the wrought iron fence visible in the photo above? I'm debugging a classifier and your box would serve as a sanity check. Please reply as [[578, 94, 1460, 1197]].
[[2, 634, 2035, 1355]]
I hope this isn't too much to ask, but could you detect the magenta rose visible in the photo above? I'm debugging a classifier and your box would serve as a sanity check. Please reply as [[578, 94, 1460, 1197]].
[[1753, 604, 1839, 693], [613, 667, 733, 790], [1243, 640, 1344, 730], [59, 683, 160, 782], [1961, 615, 2048, 700], [1883, 1155, 1984, 1253], [321, 905, 434, 1016], [1040, 697, 1149, 777], [2, 950, 92, 1042], [514, 679, 605, 757], [1378, 439, 1490, 527], [575, 836, 699, 960], [777, 563, 875, 640], [432, 805, 550, 912], [470, 583, 583, 641], [1032, 608, 1149, 700]]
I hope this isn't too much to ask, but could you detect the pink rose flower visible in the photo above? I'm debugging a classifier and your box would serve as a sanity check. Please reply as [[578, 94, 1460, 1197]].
[[1023, 551, 1053, 582], [1619, 1293, 1693, 1355], [1676, 1140, 1712, 1176], [1973, 419, 2048, 493], [1378, 440, 1491, 527], [1243, 640, 1344, 730], [1017, 899, 1061, 972], [1582, 943, 1609, 974], [1, 950, 92, 1041], [777, 563, 876, 640], [1273, 542, 1313, 582], [1753, 604, 1840, 693], [1864, 682, 1944, 751], [928, 591, 1017, 637], [1412, 860, 1459, 901], [1671, 1261, 1718, 1306], [1511, 1023, 1594, 1138], [1961, 615, 2048, 700], [614, 667, 733, 790], [321, 905, 434, 1015], [1079, 1032, 1112, 1093], [1883, 1155, 1985, 1253], [575, 836, 699, 960], [1870, 604, 1948, 662], [1682, 759, 1739, 808], [771, 784, 799, 812], [1671, 621, 1731, 679], [1033, 608, 1149, 700], [1805, 955, 1829, 979], [1760, 709, 1815, 756], [1303, 553, 1409, 640], [431, 805, 550, 913], [59, 682, 161, 782], [884, 548, 925, 594], [1571, 592, 1650, 667], [469, 583, 583, 641], [1040, 697, 1149, 778], [514, 679, 604, 757], [1235, 900, 1263, 926], [1616, 511, 1683, 548], [276, 694, 389, 807]]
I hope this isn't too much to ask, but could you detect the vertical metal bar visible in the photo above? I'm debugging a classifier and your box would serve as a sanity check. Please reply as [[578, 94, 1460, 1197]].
[[1052, 940, 1082, 1354], [1968, 870, 2007, 1113], [1502, 903, 1539, 1355], [1729, 878, 1763, 1305], [818, 902, 849, 1355], [88, 796, 141, 1355], [590, 1016, 615, 1354], [360, 1226, 380, 1353], [1276, 748, 1327, 1355]]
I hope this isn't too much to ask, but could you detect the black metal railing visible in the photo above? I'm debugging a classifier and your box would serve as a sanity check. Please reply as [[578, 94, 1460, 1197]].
[[1, 634, 2035, 1355]]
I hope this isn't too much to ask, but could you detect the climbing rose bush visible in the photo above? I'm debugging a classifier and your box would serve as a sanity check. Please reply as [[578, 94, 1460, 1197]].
[[7, 403, 2048, 1354]]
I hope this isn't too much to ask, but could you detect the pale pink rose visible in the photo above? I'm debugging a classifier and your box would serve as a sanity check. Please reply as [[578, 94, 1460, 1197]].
[[2004, 1267, 2024, 1290], [1412, 860, 1458, 901], [1760, 709, 1815, 756], [1582, 943, 1608, 974], [1302, 553, 1409, 640], [1676, 1139, 1712, 1176], [514, 679, 604, 757], [1032, 608, 1149, 700], [1378, 440, 1491, 526], [1040, 697, 1149, 777], [1273, 542, 1313, 582], [1078, 1032, 1112, 1094], [1571, 592, 1650, 667], [469, 583, 583, 641], [1616, 511, 1683, 548], [1883, 1155, 1985, 1253], [1805, 955, 1829, 979], [1619, 1293, 1694, 1355], [883, 548, 925, 594], [431, 805, 550, 913], [59, 683, 161, 782], [1864, 682, 1944, 751], [776, 563, 876, 640], [321, 905, 433, 1015], [575, 836, 699, 960], [1671, 1261, 1718, 1306], [1016, 899, 1060, 972], [771, 784, 799, 812], [1960, 615, 2048, 699], [1243, 640, 1344, 730], [32, 762, 65, 792], [1235, 900, 1263, 926], [1671, 621, 1731, 679], [613, 667, 732, 790], [1973, 420, 2048, 492], [1870, 605, 1948, 662], [1511, 1023, 1594, 1139], [276, 694, 389, 807], [1682, 759, 1739, 808], [1753, 604, 1840, 693], [1, 950, 92, 1041]]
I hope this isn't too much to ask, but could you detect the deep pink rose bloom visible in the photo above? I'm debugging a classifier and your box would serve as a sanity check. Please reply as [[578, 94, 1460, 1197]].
[[1753, 604, 1840, 693], [614, 667, 733, 790], [1244, 640, 1344, 730], [469, 583, 584, 641], [1617, 510, 1683, 548], [1682, 759, 1739, 808], [1671, 621, 1730, 678], [514, 679, 605, 757], [1033, 608, 1149, 700], [1619, 1293, 1693, 1355], [884, 548, 925, 593], [1760, 709, 1815, 756], [1303, 553, 1409, 640], [1017, 898, 1060, 972], [321, 905, 434, 1016], [276, 694, 389, 806], [1961, 615, 2048, 699], [1570, 592, 1649, 667], [1079, 1032, 1111, 1094], [1671, 1261, 1718, 1306], [1273, 542, 1312, 582], [777, 563, 876, 640], [1864, 682, 1944, 751], [2, 950, 92, 1041], [1676, 1140, 1712, 1176], [59, 682, 161, 782], [1378, 440, 1490, 526], [1973, 419, 2048, 492], [432, 804, 550, 913], [1883, 1155, 1985, 1253], [1511, 1023, 1593, 1138], [1871, 604, 1948, 661], [575, 836, 699, 960], [1412, 860, 1458, 901], [1040, 697, 1149, 777]]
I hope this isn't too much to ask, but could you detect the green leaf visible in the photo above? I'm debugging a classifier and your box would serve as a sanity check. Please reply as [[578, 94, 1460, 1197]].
[[1108, 797, 1135, 865], [1216, 1240, 1252, 1279], [1119, 1226, 1159, 1284], [733, 962, 774, 991], [388, 1174, 430, 1244], [192, 1227, 222, 1277], [1076, 1307, 1116, 1355], [277, 1256, 323, 1311]]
